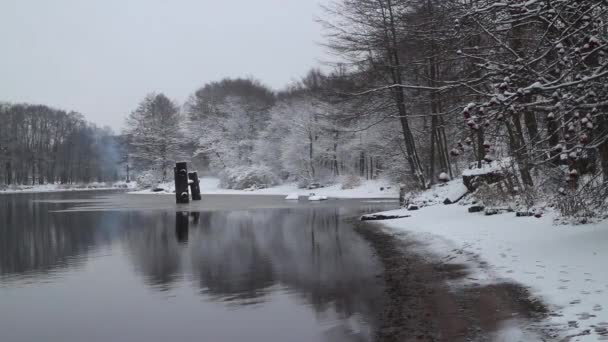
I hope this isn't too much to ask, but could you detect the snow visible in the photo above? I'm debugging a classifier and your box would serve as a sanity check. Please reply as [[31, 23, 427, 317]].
[[130, 177, 399, 199], [372, 189, 608, 341], [406, 180, 468, 207], [0, 181, 137, 194], [308, 194, 328, 201]]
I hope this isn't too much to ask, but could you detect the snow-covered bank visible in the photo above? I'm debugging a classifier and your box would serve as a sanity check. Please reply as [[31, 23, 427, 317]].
[[130, 177, 399, 199], [0, 181, 137, 194], [373, 184, 608, 341]]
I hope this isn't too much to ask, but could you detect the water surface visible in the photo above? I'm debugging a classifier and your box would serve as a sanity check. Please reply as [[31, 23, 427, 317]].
[[0, 192, 396, 342]]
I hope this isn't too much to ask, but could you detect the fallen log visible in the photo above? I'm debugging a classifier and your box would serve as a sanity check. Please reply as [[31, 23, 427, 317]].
[[442, 182, 469, 205], [468, 205, 485, 213], [361, 214, 411, 221], [485, 208, 514, 216]]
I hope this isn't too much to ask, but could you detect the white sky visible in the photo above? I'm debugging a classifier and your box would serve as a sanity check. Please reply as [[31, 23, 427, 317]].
[[0, 0, 330, 131]]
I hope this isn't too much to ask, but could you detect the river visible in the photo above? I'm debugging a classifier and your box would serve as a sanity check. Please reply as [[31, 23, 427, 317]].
[[0, 191, 398, 342]]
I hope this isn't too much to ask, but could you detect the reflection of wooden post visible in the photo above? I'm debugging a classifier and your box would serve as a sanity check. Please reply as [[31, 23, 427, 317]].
[[174, 162, 189, 204], [175, 211, 189, 244], [188, 171, 202, 201], [190, 212, 200, 225]]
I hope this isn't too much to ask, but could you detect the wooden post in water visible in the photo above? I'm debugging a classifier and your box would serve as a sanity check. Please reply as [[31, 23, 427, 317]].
[[174, 162, 190, 204], [188, 171, 202, 201]]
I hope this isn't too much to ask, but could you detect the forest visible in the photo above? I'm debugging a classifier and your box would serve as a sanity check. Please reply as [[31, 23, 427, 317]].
[[0, 103, 121, 186], [123, 0, 608, 218], [3, 0, 608, 218]]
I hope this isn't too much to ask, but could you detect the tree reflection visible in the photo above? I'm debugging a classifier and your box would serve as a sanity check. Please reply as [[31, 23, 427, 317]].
[[122, 212, 182, 291], [121, 206, 384, 329], [0, 193, 387, 340], [0, 193, 110, 280]]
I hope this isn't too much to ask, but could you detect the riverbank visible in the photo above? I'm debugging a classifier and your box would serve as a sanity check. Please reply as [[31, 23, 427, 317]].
[[370, 181, 608, 341], [355, 220, 549, 341], [0, 181, 136, 194], [129, 177, 399, 199]]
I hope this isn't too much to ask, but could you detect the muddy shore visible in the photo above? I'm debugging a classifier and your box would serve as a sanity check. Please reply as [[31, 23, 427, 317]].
[[354, 220, 551, 342]]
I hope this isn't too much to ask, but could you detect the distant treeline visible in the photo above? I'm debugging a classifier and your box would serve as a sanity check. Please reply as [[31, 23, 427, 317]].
[[0, 103, 121, 185]]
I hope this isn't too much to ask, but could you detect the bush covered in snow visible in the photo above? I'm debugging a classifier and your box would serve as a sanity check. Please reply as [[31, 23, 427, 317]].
[[340, 175, 363, 190], [473, 182, 517, 208], [219, 165, 279, 190], [135, 169, 164, 188], [296, 178, 311, 189], [554, 176, 608, 222]]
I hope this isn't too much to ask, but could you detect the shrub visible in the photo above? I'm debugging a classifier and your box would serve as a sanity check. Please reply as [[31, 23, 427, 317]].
[[340, 174, 363, 189], [555, 177, 608, 221], [220, 165, 279, 190], [136, 169, 163, 188], [297, 178, 310, 189]]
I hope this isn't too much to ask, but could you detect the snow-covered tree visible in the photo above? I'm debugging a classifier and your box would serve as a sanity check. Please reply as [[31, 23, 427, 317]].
[[124, 93, 184, 182], [452, 1, 608, 194], [275, 98, 328, 181], [185, 78, 275, 170]]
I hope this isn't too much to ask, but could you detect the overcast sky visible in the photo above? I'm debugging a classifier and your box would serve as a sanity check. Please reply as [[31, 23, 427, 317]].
[[0, 0, 330, 131]]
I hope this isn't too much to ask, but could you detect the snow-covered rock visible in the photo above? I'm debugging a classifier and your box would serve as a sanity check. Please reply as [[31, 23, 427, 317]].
[[308, 194, 328, 201], [285, 193, 300, 200]]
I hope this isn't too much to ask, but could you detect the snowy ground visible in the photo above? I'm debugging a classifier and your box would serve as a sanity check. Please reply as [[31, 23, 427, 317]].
[[129, 177, 399, 199], [0, 181, 137, 194], [373, 181, 608, 341]]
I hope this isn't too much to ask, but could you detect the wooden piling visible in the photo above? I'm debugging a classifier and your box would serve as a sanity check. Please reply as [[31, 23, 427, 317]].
[[188, 171, 202, 201], [174, 162, 190, 204]]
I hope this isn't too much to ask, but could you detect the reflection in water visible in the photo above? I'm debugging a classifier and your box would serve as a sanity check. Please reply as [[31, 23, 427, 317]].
[[0, 192, 393, 342], [123, 212, 183, 291], [175, 211, 189, 244], [124, 208, 384, 308], [0, 193, 113, 280]]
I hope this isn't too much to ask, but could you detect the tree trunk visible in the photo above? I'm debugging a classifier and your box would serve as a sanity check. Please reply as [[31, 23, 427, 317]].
[[523, 106, 540, 146], [428, 56, 439, 184], [333, 130, 340, 176], [547, 114, 560, 164], [439, 115, 453, 178], [359, 151, 365, 177], [476, 128, 485, 168], [309, 134, 315, 179], [383, 0, 427, 189], [598, 113, 608, 182], [5, 162, 11, 185], [504, 117, 534, 187]]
